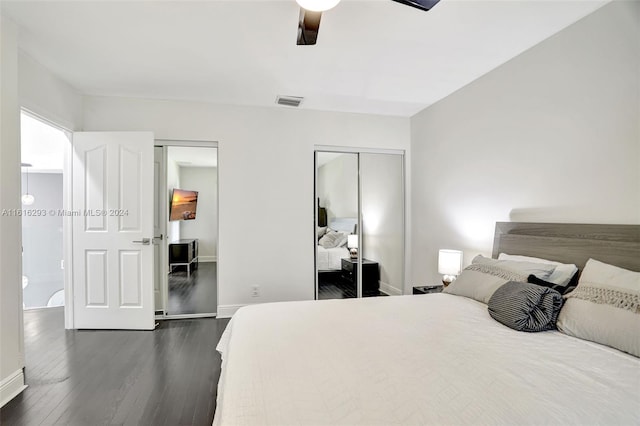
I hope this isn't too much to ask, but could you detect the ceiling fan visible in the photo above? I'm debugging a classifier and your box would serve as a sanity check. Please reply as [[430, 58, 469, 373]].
[[296, 0, 441, 45]]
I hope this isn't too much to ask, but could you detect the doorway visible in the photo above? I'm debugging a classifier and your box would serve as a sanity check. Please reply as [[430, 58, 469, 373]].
[[315, 148, 405, 300], [155, 143, 218, 318], [20, 111, 70, 311]]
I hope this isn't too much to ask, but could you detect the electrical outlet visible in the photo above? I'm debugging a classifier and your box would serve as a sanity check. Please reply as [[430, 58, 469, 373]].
[[251, 285, 259, 297]]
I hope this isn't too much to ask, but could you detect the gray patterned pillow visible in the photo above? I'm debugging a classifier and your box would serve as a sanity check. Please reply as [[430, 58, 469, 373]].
[[488, 281, 564, 332]]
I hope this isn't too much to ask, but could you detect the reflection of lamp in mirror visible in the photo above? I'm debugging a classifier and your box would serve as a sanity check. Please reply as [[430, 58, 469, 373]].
[[347, 234, 358, 259], [21, 163, 35, 206], [438, 249, 462, 287]]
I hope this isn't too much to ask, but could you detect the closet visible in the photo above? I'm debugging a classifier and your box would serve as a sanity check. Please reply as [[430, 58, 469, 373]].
[[314, 149, 404, 299]]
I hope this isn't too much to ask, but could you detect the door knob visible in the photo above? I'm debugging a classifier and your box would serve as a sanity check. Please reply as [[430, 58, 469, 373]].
[[133, 238, 151, 245]]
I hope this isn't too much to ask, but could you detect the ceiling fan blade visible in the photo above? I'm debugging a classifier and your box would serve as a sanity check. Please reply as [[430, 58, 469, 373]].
[[390, 0, 441, 11], [297, 9, 322, 46]]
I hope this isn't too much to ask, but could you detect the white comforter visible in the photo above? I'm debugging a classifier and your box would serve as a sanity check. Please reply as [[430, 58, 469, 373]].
[[214, 294, 640, 425], [316, 245, 348, 271]]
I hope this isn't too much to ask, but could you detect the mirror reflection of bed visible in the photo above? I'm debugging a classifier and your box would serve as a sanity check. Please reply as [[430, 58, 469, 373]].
[[317, 217, 359, 299], [315, 150, 405, 300]]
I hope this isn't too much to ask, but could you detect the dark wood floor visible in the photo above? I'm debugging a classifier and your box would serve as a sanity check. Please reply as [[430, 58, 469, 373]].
[[0, 307, 229, 426], [318, 272, 387, 299], [168, 262, 217, 316], [318, 272, 357, 299]]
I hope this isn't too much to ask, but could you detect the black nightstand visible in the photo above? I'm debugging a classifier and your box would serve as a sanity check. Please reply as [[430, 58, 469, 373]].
[[413, 285, 444, 295], [341, 258, 380, 296]]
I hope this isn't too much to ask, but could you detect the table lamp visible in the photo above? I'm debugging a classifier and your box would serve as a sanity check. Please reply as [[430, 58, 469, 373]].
[[438, 249, 462, 287], [347, 234, 358, 259]]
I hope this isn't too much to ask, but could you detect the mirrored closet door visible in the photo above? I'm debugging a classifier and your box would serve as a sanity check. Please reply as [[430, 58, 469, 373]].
[[155, 144, 219, 318], [315, 149, 404, 300]]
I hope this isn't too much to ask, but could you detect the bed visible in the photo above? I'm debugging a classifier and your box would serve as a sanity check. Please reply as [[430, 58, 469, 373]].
[[316, 217, 357, 271], [214, 222, 640, 425]]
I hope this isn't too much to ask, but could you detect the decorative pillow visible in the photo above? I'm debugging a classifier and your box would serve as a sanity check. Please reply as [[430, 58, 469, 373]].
[[443, 262, 528, 304], [498, 253, 578, 286], [317, 226, 327, 240], [472, 255, 557, 280], [556, 259, 640, 357], [488, 281, 564, 332], [318, 230, 348, 249], [527, 274, 575, 294]]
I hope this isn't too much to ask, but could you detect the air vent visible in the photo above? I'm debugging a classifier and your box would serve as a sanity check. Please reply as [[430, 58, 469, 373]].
[[276, 95, 304, 108]]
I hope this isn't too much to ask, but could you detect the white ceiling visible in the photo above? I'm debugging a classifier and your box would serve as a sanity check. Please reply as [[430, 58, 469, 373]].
[[2, 0, 608, 117]]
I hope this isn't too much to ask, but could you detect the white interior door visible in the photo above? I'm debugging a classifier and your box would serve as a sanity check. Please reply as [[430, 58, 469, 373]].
[[72, 132, 155, 329]]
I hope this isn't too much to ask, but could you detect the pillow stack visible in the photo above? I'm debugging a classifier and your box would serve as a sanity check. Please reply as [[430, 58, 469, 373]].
[[443, 255, 557, 304], [318, 228, 349, 249], [443, 253, 639, 353], [443, 254, 572, 332]]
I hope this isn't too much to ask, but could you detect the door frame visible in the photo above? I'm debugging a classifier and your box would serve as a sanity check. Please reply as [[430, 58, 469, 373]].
[[20, 108, 76, 329], [313, 145, 406, 300], [154, 139, 219, 319]]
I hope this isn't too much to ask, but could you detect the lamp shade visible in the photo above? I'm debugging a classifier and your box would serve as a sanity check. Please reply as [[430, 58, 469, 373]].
[[438, 249, 462, 275], [296, 0, 341, 12], [21, 194, 35, 205], [347, 234, 358, 249]]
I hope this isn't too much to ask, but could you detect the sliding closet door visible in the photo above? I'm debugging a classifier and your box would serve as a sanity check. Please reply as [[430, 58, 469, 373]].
[[359, 153, 404, 297], [315, 152, 358, 300]]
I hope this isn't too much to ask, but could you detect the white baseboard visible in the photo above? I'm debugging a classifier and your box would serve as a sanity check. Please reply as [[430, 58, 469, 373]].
[[160, 313, 217, 319], [198, 256, 217, 263], [217, 304, 247, 318], [379, 281, 402, 296], [1, 368, 27, 408]]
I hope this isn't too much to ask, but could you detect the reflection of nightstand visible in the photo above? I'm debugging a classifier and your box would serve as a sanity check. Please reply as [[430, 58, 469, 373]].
[[413, 285, 443, 295], [341, 258, 379, 296]]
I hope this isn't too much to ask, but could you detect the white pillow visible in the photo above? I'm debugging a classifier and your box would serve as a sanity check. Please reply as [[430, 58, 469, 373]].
[[556, 259, 640, 357], [443, 259, 530, 304], [318, 230, 348, 249], [498, 253, 578, 286], [472, 255, 557, 280], [317, 226, 327, 240]]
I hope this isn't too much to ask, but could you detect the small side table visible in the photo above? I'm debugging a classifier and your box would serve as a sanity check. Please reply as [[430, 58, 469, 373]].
[[341, 258, 380, 296], [413, 285, 444, 295]]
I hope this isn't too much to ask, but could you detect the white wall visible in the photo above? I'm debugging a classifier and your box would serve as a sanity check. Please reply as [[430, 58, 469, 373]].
[[0, 14, 83, 405], [18, 52, 83, 131], [179, 166, 218, 261], [21, 173, 64, 308], [0, 15, 27, 407], [317, 154, 358, 221], [411, 1, 640, 285], [166, 155, 181, 243], [83, 96, 410, 316]]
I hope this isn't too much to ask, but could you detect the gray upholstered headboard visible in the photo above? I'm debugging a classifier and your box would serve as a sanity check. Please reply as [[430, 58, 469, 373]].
[[492, 222, 640, 273]]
